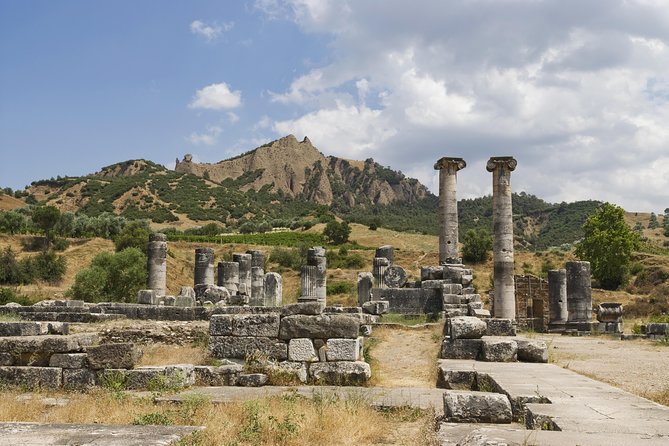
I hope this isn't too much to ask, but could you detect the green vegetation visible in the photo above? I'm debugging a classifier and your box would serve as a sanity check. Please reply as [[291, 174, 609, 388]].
[[323, 221, 351, 245], [68, 248, 147, 303], [0, 287, 32, 306], [461, 228, 493, 263], [113, 220, 151, 253], [0, 247, 66, 285], [31, 205, 61, 249], [575, 203, 640, 290]]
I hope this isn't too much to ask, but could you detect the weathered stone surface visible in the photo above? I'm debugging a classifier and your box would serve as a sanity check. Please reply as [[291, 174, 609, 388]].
[[100, 365, 195, 390], [436, 369, 478, 390], [194, 247, 215, 287], [486, 318, 516, 336], [471, 308, 492, 318], [209, 336, 288, 361], [443, 390, 512, 423], [646, 323, 668, 336], [359, 325, 372, 336], [442, 283, 464, 294], [288, 338, 318, 362], [372, 288, 441, 314], [267, 361, 308, 384], [566, 261, 592, 323], [383, 266, 408, 288], [63, 368, 97, 390], [422, 280, 450, 289], [137, 290, 159, 305], [235, 373, 268, 387], [280, 302, 324, 317], [361, 300, 389, 315], [326, 338, 361, 361], [178, 287, 196, 299], [448, 317, 487, 340], [515, 339, 548, 363], [480, 338, 518, 362], [279, 314, 360, 340], [203, 285, 230, 304], [174, 295, 195, 307], [421, 266, 443, 281], [435, 157, 466, 264], [209, 315, 234, 336], [234, 314, 280, 337], [49, 353, 88, 369], [0, 333, 98, 356], [86, 343, 142, 370], [47, 322, 69, 335], [263, 272, 282, 307], [375, 245, 394, 264], [357, 272, 374, 306], [0, 353, 13, 366], [194, 364, 242, 386], [309, 361, 371, 385], [440, 339, 482, 360], [0, 322, 46, 337], [0, 366, 62, 389], [211, 306, 277, 315]]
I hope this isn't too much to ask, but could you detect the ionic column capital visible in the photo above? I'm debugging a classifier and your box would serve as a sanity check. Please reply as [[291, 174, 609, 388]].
[[486, 156, 517, 172], [434, 157, 466, 171]]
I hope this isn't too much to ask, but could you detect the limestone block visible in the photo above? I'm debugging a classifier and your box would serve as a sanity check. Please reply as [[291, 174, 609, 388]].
[[443, 294, 463, 305], [442, 283, 463, 294], [49, 353, 88, 369], [0, 322, 46, 337], [324, 306, 362, 315], [383, 266, 408, 288], [63, 369, 97, 390], [47, 322, 69, 335], [233, 313, 280, 338], [471, 308, 491, 318], [359, 325, 372, 336], [137, 290, 158, 305], [0, 353, 13, 366], [228, 294, 250, 306], [212, 306, 277, 315], [421, 280, 450, 289], [444, 306, 468, 317], [86, 343, 142, 370], [461, 275, 473, 286], [461, 287, 477, 295], [267, 361, 308, 384], [372, 288, 442, 314], [164, 296, 176, 306], [174, 295, 196, 307], [308, 361, 371, 385], [646, 323, 668, 336], [357, 272, 374, 306], [436, 368, 477, 390], [326, 338, 361, 361], [448, 316, 488, 339], [480, 338, 518, 362], [278, 314, 360, 340], [516, 339, 548, 363], [203, 286, 230, 304], [194, 364, 242, 386], [107, 364, 195, 390], [235, 373, 268, 387], [288, 338, 318, 362], [0, 333, 98, 356], [280, 302, 324, 317], [178, 287, 196, 298], [421, 266, 443, 281], [209, 336, 288, 361], [439, 339, 482, 360], [361, 300, 389, 315], [65, 300, 85, 308], [486, 318, 516, 336], [443, 390, 512, 423], [209, 315, 234, 336], [0, 366, 62, 389]]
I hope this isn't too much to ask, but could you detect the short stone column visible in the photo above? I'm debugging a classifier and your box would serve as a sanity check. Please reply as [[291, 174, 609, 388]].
[[373, 257, 390, 288], [194, 248, 215, 287], [566, 261, 592, 322], [299, 265, 319, 302], [146, 233, 167, 296], [264, 272, 282, 307], [250, 266, 265, 306], [298, 247, 327, 304], [247, 250, 264, 269], [357, 272, 374, 306], [434, 157, 466, 264], [232, 253, 252, 295], [217, 261, 239, 294], [375, 245, 394, 265], [487, 156, 517, 320], [548, 269, 568, 325]]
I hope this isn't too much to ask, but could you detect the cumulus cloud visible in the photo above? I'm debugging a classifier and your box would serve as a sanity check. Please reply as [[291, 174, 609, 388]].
[[256, 0, 669, 211], [189, 83, 242, 110], [190, 20, 233, 41], [187, 125, 222, 146]]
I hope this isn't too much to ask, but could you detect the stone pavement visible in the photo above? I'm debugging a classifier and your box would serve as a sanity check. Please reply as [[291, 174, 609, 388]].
[[0, 422, 202, 446]]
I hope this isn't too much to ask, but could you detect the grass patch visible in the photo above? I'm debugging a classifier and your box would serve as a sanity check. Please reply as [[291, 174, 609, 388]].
[[379, 313, 433, 325]]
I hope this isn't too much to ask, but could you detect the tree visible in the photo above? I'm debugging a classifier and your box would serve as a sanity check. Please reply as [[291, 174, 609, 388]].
[[113, 220, 150, 253], [68, 248, 147, 303], [0, 210, 29, 234], [461, 229, 493, 263], [648, 213, 660, 229], [323, 221, 351, 245], [575, 203, 640, 290], [31, 205, 61, 248]]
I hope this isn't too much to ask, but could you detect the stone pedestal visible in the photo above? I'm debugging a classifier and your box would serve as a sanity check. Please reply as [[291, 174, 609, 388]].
[[357, 272, 374, 306], [217, 262, 239, 295], [194, 248, 215, 287], [548, 269, 567, 329], [298, 247, 326, 304], [147, 233, 167, 296], [372, 257, 390, 288], [250, 266, 265, 306], [263, 272, 282, 307], [232, 253, 252, 295], [434, 157, 466, 264], [487, 156, 517, 320], [566, 261, 592, 323]]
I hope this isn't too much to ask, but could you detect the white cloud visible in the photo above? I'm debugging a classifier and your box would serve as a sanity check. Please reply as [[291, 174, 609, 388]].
[[227, 112, 240, 123], [189, 83, 242, 110], [187, 125, 222, 146], [190, 20, 233, 42]]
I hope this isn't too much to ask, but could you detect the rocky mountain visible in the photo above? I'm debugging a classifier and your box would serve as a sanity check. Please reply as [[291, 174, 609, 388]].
[[174, 135, 430, 207]]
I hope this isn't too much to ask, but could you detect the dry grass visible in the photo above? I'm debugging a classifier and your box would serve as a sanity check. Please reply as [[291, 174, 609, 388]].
[[137, 345, 208, 367], [0, 389, 436, 445]]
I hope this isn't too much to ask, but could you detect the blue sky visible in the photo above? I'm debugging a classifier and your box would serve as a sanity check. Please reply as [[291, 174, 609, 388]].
[[2, 0, 668, 212]]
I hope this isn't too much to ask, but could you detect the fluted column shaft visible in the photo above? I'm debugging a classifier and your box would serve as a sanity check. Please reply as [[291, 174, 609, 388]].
[[434, 157, 466, 264], [147, 233, 167, 296]]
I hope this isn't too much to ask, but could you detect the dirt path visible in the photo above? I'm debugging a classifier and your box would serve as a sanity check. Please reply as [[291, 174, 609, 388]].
[[371, 325, 442, 388]]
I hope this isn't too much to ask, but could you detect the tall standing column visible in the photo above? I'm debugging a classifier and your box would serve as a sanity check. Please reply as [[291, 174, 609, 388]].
[[548, 269, 568, 325], [217, 261, 239, 294], [434, 157, 466, 264], [487, 156, 517, 320], [232, 253, 252, 295], [566, 261, 592, 322], [147, 233, 167, 296], [194, 248, 215, 287]]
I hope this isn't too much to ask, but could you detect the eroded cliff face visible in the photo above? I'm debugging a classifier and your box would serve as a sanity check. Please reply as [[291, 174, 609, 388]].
[[175, 134, 430, 206]]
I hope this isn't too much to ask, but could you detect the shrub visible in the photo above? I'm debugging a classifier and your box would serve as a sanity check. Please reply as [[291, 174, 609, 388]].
[[323, 221, 351, 245], [0, 247, 31, 285], [462, 229, 493, 263], [0, 287, 32, 306], [113, 220, 150, 253], [269, 248, 303, 270], [327, 281, 354, 295], [31, 250, 67, 284]]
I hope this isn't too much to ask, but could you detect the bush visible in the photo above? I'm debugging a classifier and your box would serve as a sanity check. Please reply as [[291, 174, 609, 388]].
[[0, 287, 32, 306], [0, 247, 32, 285], [31, 250, 67, 284], [462, 229, 493, 263], [323, 221, 351, 245], [113, 220, 150, 253], [269, 248, 303, 270], [326, 281, 354, 295], [68, 248, 147, 303], [0, 210, 29, 234]]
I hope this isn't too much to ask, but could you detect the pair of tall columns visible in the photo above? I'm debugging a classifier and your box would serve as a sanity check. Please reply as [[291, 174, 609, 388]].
[[434, 156, 517, 320]]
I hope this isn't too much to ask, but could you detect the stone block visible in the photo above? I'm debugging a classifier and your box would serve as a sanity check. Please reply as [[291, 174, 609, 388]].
[[0, 353, 13, 366], [326, 338, 361, 361], [194, 364, 242, 386], [279, 314, 360, 340], [359, 325, 372, 336], [100, 365, 195, 390], [47, 322, 69, 335], [164, 295, 176, 306], [0, 333, 98, 357], [443, 294, 463, 305], [443, 306, 467, 317], [421, 280, 449, 289], [86, 343, 142, 370], [178, 286, 196, 299], [209, 336, 288, 361], [372, 288, 442, 314], [480, 338, 518, 362], [49, 353, 88, 369], [324, 306, 362, 315], [486, 318, 516, 336], [266, 361, 308, 384], [0, 322, 46, 337], [233, 313, 280, 337], [174, 295, 195, 307], [471, 308, 491, 318], [515, 339, 548, 363], [646, 323, 668, 336], [357, 272, 374, 306], [209, 315, 234, 336], [443, 390, 512, 423], [447, 316, 487, 339], [420, 266, 443, 281], [203, 286, 230, 304], [308, 361, 371, 385], [235, 373, 268, 387], [0, 366, 62, 389], [439, 339, 482, 360], [137, 290, 159, 305], [280, 302, 324, 316], [383, 266, 408, 288], [436, 368, 477, 390], [63, 368, 97, 390], [288, 338, 318, 362], [467, 302, 483, 311], [361, 300, 389, 315], [461, 287, 477, 295], [442, 283, 463, 294]]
